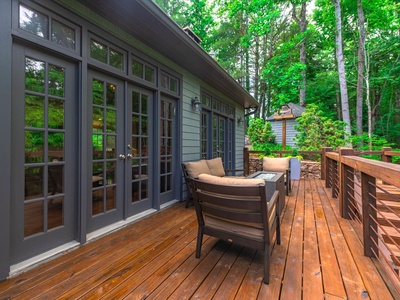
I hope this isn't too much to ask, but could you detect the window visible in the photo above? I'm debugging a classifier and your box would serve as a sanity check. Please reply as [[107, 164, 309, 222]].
[[19, 4, 77, 50], [90, 38, 125, 71], [160, 72, 179, 94], [131, 57, 155, 84]]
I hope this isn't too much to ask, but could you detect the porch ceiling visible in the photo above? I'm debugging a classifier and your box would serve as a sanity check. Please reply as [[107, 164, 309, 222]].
[[76, 0, 259, 109]]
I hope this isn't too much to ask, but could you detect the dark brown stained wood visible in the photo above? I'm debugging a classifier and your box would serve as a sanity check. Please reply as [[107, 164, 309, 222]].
[[0, 179, 397, 300]]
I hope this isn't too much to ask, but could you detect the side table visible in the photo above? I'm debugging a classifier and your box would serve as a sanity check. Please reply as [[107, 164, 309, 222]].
[[247, 171, 285, 214]]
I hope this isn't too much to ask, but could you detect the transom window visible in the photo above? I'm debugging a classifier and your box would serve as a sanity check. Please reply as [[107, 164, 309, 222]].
[[160, 72, 179, 94], [90, 38, 125, 71], [19, 4, 77, 50], [131, 57, 156, 84]]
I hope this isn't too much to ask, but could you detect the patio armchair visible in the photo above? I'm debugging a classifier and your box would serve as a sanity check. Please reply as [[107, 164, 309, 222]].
[[191, 173, 281, 284], [181, 157, 244, 208], [262, 157, 291, 195]]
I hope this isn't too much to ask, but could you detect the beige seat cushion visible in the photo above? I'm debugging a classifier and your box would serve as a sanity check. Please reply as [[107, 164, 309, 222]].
[[198, 173, 264, 186], [262, 157, 290, 173], [185, 160, 210, 178], [206, 157, 225, 177]]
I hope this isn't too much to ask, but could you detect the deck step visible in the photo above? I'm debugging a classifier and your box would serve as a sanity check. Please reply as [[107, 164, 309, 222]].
[[381, 225, 400, 245], [377, 200, 400, 214], [377, 184, 400, 201], [377, 211, 400, 227]]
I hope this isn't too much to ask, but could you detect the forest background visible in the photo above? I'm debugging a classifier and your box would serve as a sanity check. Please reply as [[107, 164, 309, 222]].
[[154, 0, 399, 151]]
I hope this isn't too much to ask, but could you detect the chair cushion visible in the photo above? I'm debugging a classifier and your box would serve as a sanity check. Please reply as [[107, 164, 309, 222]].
[[185, 160, 210, 178], [198, 173, 265, 186], [262, 157, 290, 173], [206, 157, 225, 177]]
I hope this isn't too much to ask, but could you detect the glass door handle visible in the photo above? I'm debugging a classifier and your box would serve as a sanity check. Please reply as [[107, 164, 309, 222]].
[[126, 154, 132, 158], [119, 154, 126, 160]]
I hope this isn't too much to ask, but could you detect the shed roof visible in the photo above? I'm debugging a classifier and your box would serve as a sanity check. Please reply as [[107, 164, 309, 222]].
[[75, 0, 259, 109], [266, 102, 305, 121]]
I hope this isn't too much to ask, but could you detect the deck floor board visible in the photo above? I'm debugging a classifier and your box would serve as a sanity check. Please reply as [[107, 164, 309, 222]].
[[0, 179, 397, 299]]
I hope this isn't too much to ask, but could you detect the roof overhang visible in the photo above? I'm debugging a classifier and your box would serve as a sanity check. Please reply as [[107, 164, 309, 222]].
[[76, 0, 259, 109]]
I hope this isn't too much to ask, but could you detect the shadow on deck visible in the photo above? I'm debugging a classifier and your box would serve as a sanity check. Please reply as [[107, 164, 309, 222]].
[[0, 179, 398, 299]]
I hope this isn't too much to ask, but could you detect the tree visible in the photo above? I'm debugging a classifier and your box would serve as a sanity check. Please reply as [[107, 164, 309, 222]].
[[332, 0, 351, 139], [291, 0, 309, 106]]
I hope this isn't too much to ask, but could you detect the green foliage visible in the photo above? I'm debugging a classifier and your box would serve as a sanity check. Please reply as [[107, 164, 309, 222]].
[[247, 118, 276, 147], [295, 104, 347, 150]]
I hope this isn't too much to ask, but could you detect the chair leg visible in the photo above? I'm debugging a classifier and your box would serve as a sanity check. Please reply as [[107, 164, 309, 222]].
[[196, 228, 203, 258], [276, 215, 281, 245]]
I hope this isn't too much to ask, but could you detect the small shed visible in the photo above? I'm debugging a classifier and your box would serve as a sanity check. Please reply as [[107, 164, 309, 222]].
[[266, 103, 305, 148]]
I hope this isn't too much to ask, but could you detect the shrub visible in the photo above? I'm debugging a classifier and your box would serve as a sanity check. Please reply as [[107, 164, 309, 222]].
[[295, 104, 347, 150], [247, 118, 276, 149]]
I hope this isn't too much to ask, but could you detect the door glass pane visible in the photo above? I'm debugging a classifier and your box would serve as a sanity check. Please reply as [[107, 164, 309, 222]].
[[25, 95, 45, 127], [48, 165, 63, 195], [24, 201, 44, 236], [22, 55, 68, 240], [25, 131, 44, 163], [91, 79, 117, 214], [160, 99, 173, 194], [48, 132, 64, 162], [48, 64, 65, 97], [132, 60, 143, 78], [48, 197, 64, 230], [48, 99, 64, 129], [25, 166, 44, 199], [130, 91, 149, 203], [25, 57, 45, 93]]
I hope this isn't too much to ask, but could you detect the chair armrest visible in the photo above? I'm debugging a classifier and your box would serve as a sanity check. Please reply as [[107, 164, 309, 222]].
[[267, 190, 280, 217]]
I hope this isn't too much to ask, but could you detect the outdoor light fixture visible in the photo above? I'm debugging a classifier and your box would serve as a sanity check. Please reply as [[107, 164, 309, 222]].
[[191, 97, 201, 112], [237, 116, 244, 125]]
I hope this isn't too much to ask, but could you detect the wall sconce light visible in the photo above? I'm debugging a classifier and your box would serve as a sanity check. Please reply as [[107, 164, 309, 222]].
[[191, 97, 201, 112], [237, 116, 244, 125]]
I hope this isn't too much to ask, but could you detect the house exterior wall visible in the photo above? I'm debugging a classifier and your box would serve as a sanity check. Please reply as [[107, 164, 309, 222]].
[[0, 0, 246, 279], [269, 119, 299, 147]]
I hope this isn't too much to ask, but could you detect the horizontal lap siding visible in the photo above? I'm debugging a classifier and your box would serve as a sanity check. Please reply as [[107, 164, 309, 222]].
[[270, 119, 298, 147]]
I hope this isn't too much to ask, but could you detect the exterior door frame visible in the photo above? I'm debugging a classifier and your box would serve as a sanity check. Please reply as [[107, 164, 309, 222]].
[[10, 43, 78, 263]]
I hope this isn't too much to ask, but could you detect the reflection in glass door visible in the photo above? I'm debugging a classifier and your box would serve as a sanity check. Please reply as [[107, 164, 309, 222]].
[[159, 97, 176, 204], [127, 86, 153, 215], [11, 46, 77, 263], [88, 72, 123, 232], [91, 79, 117, 215]]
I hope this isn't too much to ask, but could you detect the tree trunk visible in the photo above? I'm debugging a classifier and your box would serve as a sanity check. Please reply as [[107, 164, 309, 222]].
[[292, 2, 307, 107], [356, 0, 366, 137], [333, 0, 352, 139]]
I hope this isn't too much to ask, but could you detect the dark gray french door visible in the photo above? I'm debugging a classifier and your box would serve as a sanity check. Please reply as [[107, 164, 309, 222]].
[[159, 96, 178, 204], [88, 72, 155, 232], [202, 112, 234, 169], [11, 44, 77, 263]]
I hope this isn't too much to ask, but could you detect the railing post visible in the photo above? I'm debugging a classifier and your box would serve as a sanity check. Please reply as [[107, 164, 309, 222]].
[[339, 148, 355, 219], [361, 172, 378, 258], [332, 160, 339, 198], [321, 147, 332, 180], [243, 147, 249, 176], [382, 147, 392, 163]]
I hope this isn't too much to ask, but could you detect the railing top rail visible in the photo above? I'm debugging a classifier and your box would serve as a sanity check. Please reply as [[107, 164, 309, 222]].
[[384, 151, 400, 157], [341, 155, 400, 187], [326, 152, 339, 160]]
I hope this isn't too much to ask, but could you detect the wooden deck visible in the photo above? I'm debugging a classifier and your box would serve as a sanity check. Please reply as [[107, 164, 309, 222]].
[[0, 179, 398, 299]]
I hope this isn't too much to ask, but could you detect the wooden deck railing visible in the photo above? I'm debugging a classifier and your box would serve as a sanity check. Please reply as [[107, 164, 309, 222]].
[[322, 147, 400, 293]]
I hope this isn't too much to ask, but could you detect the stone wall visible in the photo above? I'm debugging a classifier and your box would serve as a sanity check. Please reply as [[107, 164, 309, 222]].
[[248, 158, 321, 179]]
